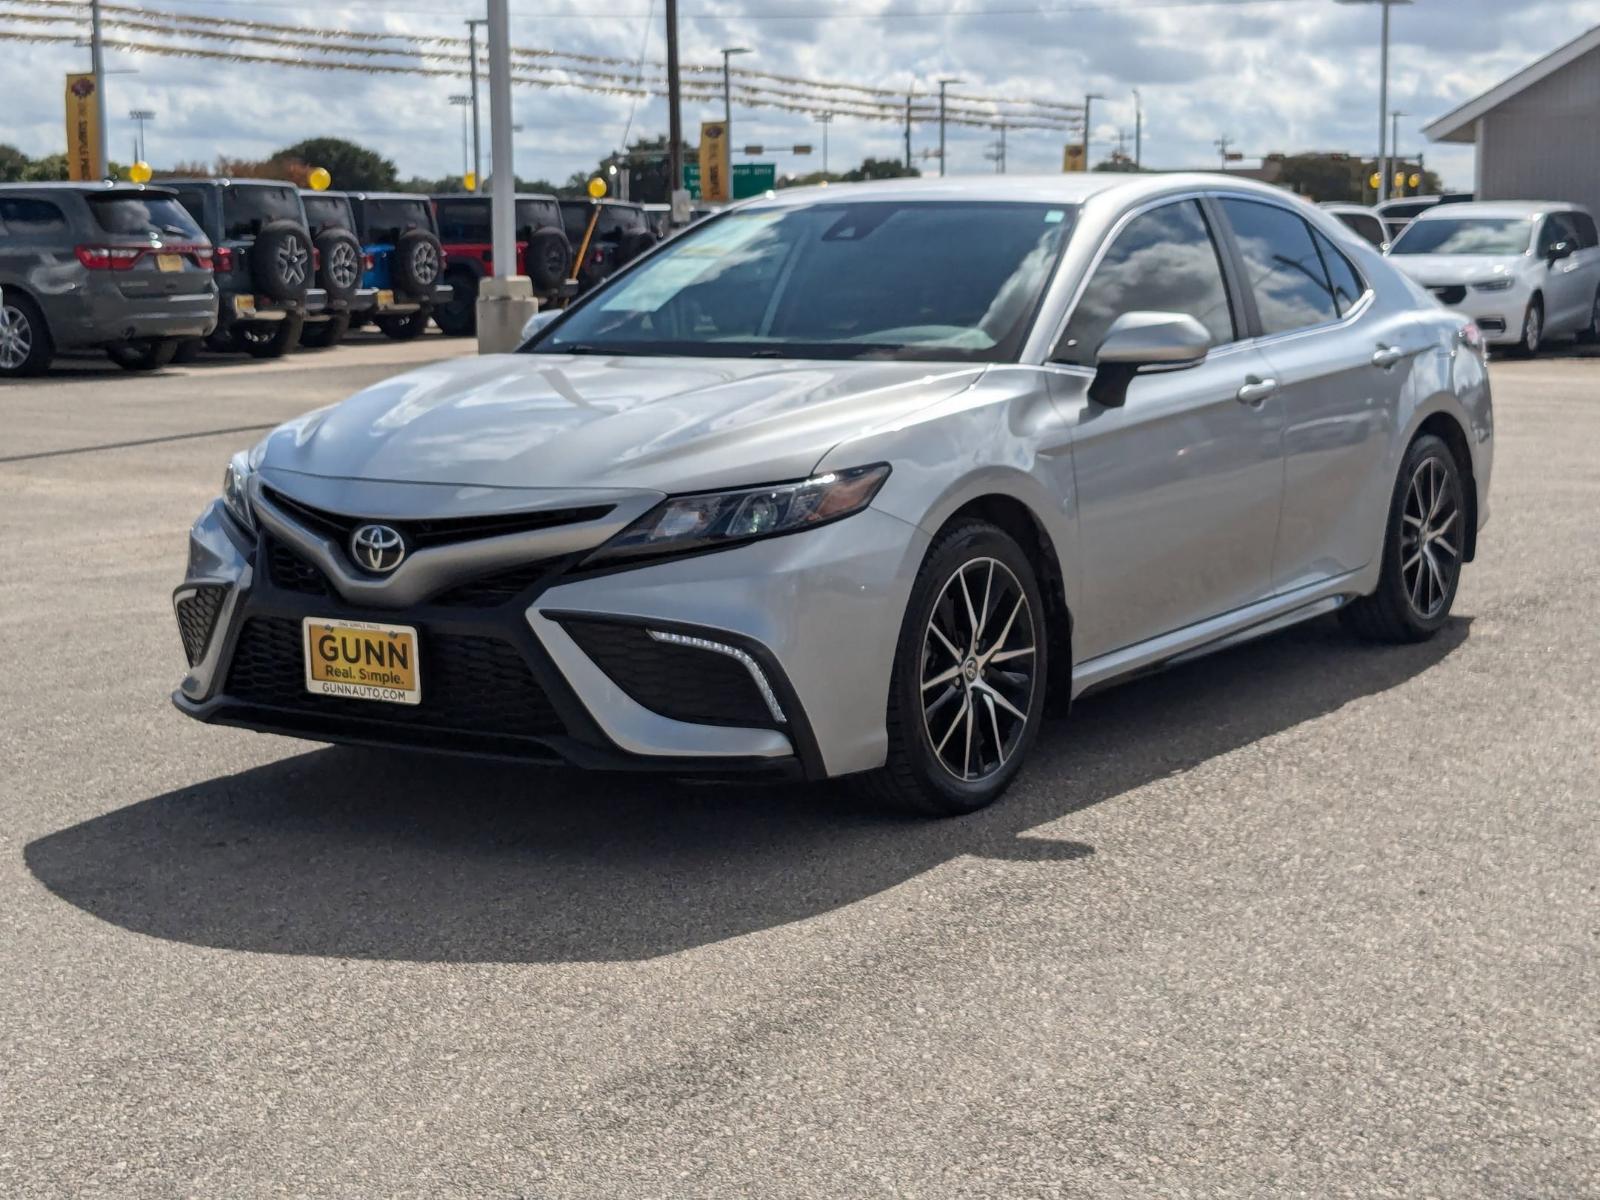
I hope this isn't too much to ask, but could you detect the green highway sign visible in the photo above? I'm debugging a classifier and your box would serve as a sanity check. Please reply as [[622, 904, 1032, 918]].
[[683, 162, 777, 200]]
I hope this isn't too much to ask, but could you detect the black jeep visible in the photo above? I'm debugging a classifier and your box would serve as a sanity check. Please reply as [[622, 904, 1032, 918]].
[[160, 178, 324, 358], [297, 189, 372, 349]]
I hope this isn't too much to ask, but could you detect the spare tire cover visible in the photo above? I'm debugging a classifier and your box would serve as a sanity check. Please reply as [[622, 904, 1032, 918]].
[[393, 229, 444, 298], [251, 220, 312, 303], [315, 228, 363, 303], [525, 227, 571, 293]]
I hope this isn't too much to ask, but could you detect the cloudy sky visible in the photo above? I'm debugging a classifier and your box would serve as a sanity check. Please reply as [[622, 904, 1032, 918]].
[[2, 0, 1594, 189]]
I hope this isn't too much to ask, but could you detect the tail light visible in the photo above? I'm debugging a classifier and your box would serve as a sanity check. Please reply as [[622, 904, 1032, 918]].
[[192, 247, 214, 269], [590, 249, 604, 265], [214, 245, 235, 272], [1460, 321, 1485, 355], [363, 252, 375, 270], [313, 247, 322, 272], [75, 245, 143, 271], [439, 249, 448, 267]]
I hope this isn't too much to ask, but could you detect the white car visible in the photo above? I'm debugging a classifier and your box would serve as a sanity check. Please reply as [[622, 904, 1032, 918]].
[[1387, 201, 1600, 354]]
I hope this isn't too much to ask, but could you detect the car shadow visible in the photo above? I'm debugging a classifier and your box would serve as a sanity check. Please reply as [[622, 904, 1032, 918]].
[[24, 616, 1469, 964]]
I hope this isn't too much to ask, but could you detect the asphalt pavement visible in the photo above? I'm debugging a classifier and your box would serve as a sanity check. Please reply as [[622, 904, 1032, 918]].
[[1, 334, 1596, 1198]]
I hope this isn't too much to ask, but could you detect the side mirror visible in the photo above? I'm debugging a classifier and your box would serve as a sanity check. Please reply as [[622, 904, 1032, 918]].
[[519, 307, 561, 343], [1088, 311, 1212, 408], [1547, 240, 1574, 264]]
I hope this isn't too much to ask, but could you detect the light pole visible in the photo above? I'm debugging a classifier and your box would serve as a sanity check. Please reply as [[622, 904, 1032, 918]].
[[1083, 92, 1105, 170], [128, 108, 154, 162], [449, 95, 471, 180], [816, 111, 833, 175], [938, 78, 962, 177], [904, 82, 915, 169], [721, 46, 750, 146], [1390, 108, 1406, 190], [89, 0, 109, 176], [1337, 0, 1412, 204], [665, 0, 684, 215], [1132, 88, 1142, 169], [465, 16, 486, 191]]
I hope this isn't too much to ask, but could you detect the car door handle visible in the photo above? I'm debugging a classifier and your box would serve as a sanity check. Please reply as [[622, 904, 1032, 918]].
[[1235, 377, 1279, 406], [1371, 345, 1407, 369]]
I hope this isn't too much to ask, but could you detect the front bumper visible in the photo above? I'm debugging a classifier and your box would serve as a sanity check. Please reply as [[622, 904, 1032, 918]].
[[171, 495, 924, 780], [1421, 280, 1531, 344]]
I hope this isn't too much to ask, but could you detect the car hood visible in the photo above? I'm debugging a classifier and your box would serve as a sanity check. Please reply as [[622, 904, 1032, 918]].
[[1388, 254, 1526, 286], [258, 353, 986, 494]]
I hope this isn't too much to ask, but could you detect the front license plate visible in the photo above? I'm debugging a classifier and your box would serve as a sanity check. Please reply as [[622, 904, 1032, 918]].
[[156, 253, 183, 272], [302, 618, 420, 705], [377, 289, 395, 308], [234, 294, 257, 316]]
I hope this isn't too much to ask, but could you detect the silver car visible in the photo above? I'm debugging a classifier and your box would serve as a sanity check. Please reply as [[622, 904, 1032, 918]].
[[172, 175, 1493, 815]]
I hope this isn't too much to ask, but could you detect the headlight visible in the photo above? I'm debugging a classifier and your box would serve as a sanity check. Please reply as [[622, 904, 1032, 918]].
[[1473, 278, 1514, 292], [588, 464, 891, 564], [221, 450, 255, 531]]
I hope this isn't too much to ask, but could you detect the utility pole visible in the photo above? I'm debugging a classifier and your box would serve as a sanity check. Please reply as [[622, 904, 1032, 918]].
[[998, 121, 1007, 173], [473, 0, 535, 352], [449, 94, 472, 179], [938, 77, 962, 177], [1214, 134, 1233, 169], [1337, 0, 1412, 204], [1083, 92, 1104, 170], [465, 17, 486, 189], [89, 0, 109, 177], [1390, 108, 1406, 190], [1132, 88, 1143, 169], [816, 111, 833, 174], [904, 86, 914, 170], [665, 0, 684, 212], [721, 47, 750, 149]]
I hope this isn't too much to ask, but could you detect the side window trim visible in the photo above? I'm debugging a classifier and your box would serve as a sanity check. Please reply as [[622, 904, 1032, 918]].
[[1197, 193, 1261, 341]]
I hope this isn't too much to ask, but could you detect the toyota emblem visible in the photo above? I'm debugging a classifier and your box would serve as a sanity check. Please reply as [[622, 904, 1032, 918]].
[[350, 523, 406, 573]]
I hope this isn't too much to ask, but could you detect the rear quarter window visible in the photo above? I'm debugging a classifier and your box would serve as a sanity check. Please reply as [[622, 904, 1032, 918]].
[[0, 198, 68, 235], [436, 199, 489, 242], [359, 198, 433, 244], [87, 195, 205, 240]]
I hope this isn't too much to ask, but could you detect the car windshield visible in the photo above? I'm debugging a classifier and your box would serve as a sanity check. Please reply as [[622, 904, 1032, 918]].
[[530, 200, 1076, 361], [222, 185, 303, 240], [360, 198, 431, 244], [302, 195, 353, 233], [1391, 217, 1532, 256], [86, 194, 205, 240]]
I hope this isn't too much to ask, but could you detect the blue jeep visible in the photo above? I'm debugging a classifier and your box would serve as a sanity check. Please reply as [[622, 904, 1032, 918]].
[[347, 193, 450, 340]]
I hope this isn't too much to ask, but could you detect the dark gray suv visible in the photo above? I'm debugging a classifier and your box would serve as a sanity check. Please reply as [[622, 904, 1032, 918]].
[[0, 182, 218, 377], [159, 178, 326, 358]]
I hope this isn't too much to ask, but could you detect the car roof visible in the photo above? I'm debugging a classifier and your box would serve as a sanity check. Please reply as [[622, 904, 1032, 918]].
[[1320, 202, 1378, 215], [344, 192, 431, 203], [154, 177, 296, 188], [737, 172, 1296, 212], [0, 180, 177, 197], [1411, 200, 1584, 221], [559, 197, 643, 210], [299, 188, 351, 199], [433, 192, 558, 202]]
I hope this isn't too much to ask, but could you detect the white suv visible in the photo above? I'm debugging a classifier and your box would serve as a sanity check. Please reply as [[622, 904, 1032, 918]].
[[1386, 201, 1600, 355]]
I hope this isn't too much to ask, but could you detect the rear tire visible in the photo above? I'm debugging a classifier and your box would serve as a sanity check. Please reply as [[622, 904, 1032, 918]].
[[236, 315, 304, 359], [1578, 287, 1600, 344], [0, 292, 54, 378], [1341, 433, 1466, 644], [105, 337, 180, 371], [854, 520, 1047, 817], [172, 338, 203, 364], [375, 309, 430, 341], [298, 312, 350, 349]]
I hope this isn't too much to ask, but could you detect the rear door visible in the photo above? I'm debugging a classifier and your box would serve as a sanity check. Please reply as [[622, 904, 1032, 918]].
[[83, 191, 215, 301], [1050, 197, 1284, 660], [1538, 211, 1590, 331], [1569, 210, 1600, 331], [1215, 197, 1423, 592]]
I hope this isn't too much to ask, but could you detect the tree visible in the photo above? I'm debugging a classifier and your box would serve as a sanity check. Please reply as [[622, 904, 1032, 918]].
[[0, 143, 30, 182], [270, 137, 398, 192], [840, 157, 919, 182]]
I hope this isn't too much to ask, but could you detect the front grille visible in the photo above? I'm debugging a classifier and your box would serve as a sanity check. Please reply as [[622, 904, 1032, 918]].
[[266, 538, 330, 595], [429, 561, 551, 607], [562, 619, 776, 728], [175, 584, 227, 666], [225, 616, 564, 739], [262, 488, 613, 550], [1430, 285, 1467, 305]]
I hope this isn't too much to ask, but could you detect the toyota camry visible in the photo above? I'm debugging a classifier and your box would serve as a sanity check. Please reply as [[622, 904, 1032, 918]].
[[172, 175, 1493, 815]]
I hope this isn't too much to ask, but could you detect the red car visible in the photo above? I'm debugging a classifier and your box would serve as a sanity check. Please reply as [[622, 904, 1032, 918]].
[[431, 193, 573, 337]]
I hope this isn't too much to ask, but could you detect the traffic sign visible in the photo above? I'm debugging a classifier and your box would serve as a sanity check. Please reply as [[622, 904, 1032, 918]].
[[683, 162, 778, 200]]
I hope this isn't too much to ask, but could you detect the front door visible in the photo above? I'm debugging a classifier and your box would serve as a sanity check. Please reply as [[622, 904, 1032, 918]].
[[1047, 197, 1286, 661]]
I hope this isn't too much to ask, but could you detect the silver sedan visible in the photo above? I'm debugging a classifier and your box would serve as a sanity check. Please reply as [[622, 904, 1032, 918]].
[[172, 174, 1492, 815]]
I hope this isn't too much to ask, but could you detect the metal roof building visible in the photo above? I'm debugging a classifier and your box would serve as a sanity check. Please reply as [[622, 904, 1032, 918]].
[[1424, 25, 1600, 216]]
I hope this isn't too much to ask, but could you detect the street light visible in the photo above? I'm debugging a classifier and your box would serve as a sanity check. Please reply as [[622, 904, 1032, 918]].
[[1390, 108, 1407, 189], [465, 16, 487, 195], [1336, 0, 1413, 203], [448, 94, 472, 181], [1083, 92, 1105, 170], [938, 78, 962, 177], [128, 108, 154, 163], [815, 111, 834, 175], [721, 46, 750, 146], [1131, 88, 1142, 169]]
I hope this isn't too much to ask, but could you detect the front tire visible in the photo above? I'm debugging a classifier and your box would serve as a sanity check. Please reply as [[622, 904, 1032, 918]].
[[1341, 433, 1466, 643], [235, 315, 304, 359], [1578, 287, 1600, 344], [298, 312, 350, 349], [1510, 296, 1543, 358], [856, 520, 1047, 816], [0, 292, 53, 378], [375, 309, 430, 341]]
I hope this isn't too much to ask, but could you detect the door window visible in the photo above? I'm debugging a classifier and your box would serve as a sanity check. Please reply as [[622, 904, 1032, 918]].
[[1220, 199, 1342, 336], [1054, 199, 1235, 366], [436, 200, 489, 242], [1539, 212, 1580, 256], [1570, 211, 1599, 249]]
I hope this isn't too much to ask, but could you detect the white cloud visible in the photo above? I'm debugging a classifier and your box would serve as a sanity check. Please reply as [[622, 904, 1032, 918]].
[[1, 0, 1591, 191]]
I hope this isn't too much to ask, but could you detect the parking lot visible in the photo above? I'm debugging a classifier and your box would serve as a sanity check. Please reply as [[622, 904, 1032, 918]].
[[1, 342, 1596, 1196]]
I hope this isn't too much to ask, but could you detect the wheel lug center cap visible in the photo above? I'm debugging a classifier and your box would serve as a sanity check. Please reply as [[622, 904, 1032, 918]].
[[963, 658, 979, 683]]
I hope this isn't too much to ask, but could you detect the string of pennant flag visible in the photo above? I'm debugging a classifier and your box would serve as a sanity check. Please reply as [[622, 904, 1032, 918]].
[[0, 0, 1087, 132]]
